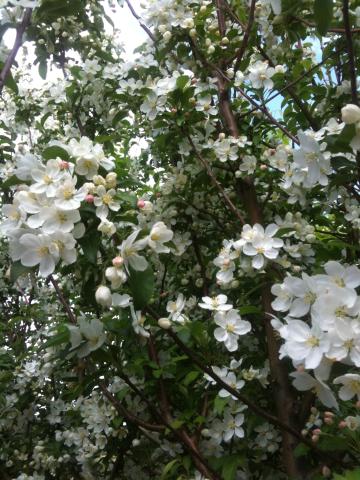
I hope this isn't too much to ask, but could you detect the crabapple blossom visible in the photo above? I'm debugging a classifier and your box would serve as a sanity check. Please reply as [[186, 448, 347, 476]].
[[334, 374, 360, 401], [198, 294, 232, 312], [214, 310, 251, 352]]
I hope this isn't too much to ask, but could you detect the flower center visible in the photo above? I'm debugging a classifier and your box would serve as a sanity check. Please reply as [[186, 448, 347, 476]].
[[306, 336, 319, 347]]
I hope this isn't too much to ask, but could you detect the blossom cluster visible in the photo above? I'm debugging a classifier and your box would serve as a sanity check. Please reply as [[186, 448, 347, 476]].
[[272, 261, 360, 407]]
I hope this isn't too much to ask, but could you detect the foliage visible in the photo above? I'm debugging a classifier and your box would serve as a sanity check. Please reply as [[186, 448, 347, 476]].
[[0, 0, 360, 479]]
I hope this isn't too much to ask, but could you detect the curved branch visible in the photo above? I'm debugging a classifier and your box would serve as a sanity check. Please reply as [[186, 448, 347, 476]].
[[0, 8, 32, 94], [342, 0, 358, 105]]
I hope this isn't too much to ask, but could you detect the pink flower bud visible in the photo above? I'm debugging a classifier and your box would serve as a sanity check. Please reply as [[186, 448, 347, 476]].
[[137, 199, 146, 209], [60, 161, 70, 170], [112, 256, 124, 267], [313, 429, 321, 435], [338, 421, 347, 429], [85, 194, 94, 203]]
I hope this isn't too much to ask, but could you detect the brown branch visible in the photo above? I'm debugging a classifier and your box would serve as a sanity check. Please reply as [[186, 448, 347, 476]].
[[231, 0, 256, 70], [163, 327, 333, 463], [99, 381, 165, 432], [0, 8, 32, 94], [343, 0, 358, 105], [239, 48, 343, 119], [257, 46, 320, 131], [191, 231, 209, 296], [187, 135, 246, 225], [293, 16, 360, 34], [215, 0, 226, 37], [119, 371, 221, 480], [48, 275, 77, 324], [148, 334, 172, 422], [124, 0, 156, 42]]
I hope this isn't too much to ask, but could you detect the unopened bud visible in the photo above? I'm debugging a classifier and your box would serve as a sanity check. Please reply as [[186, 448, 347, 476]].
[[85, 194, 94, 203], [112, 256, 124, 267], [322, 466, 331, 477], [137, 199, 146, 208], [313, 428, 321, 436], [60, 160, 70, 170], [341, 103, 360, 124], [158, 318, 171, 329], [338, 420, 347, 429], [324, 411, 335, 418], [324, 417, 333, 425], [311, 434, 319, 443], [95, 285, 112, 308], [163, 31, 172, 41]]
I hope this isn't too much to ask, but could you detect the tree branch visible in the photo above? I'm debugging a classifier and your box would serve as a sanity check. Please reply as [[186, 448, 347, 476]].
[[0, 8, 32, 94], [342, 0, 358, 105], [124, 0, 156, 42], [187, 135, 246, 225]]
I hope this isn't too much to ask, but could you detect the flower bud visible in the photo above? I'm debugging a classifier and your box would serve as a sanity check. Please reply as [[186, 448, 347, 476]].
[[324, 411, 335, 418], [93, 175, 106, 186], [207, 45, 215, 54], [158, 317, 171, 329], [137, 199, 146, 209], [95, 285, 112, 308], [324, 417, 333, 425], [85, 194, 94, 203], [226, 68, 234, 79], [219, 132, 226, 140], [59, 160, 70, 170], [106, 172, 117, 188], [163, 31, 172, 41], [313, 428, 321, 435], [322, 466, 331, 478], [338, 420, 347, 429], [112, 256, 124, 267], [311, 434, 319, 443], [341, 104, 360, 124]]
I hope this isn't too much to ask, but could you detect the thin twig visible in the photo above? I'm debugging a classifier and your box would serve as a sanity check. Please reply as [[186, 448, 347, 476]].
[[231, 0, 257, 70], [124, 0, 156, 42], [99, 381, 165, 432], [187, 135, 246, 225], [48, 275, 77, 324], [342, 0, 358, 105], [0, 8, 32, 94]]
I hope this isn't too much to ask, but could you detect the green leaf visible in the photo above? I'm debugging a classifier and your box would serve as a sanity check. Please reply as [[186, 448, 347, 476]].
[[222, 455, 242, 480], [42, 145, 70, 161], [10, 261, 32, 283], [176, 75, 190, 90], [294, 443, 310, 458], [1, 175, 22, 189], [38, 60, 47, 80], [314, 0, 333, 36], [4, 71, 18, 94], [238, 305, 261, 315], [333, 468, 360, 480], [42, 327, 70, 349], [183, 370, 200, 386], [78, 231, 101, 264], [161, 459, 179, 479], [128, 265, 155, 309]]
